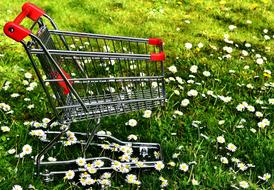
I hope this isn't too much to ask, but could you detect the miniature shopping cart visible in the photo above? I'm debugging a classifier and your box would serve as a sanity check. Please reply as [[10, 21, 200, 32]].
[[4, 3, 165, 182]]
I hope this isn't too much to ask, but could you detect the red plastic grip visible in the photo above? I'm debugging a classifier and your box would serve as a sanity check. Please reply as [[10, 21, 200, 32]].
[[148, 38, 163, 46], [150, 52, 165, 61], [4, 22, 31, 42], [51, 68, 73, 95], [3, 2, 45, 42]]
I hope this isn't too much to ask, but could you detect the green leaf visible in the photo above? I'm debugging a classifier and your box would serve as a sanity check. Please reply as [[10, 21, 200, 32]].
[[1, 136, 6, 142]]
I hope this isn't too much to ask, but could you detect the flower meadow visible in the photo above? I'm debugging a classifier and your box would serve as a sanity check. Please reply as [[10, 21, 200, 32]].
[[0, 0, 273, 189]]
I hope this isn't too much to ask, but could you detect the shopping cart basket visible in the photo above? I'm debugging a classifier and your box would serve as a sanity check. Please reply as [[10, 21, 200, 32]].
[[4, 2, 166, 182]]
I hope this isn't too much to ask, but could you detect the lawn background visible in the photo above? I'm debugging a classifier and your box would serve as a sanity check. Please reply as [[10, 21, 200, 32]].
[[0, 0, 273, 189]]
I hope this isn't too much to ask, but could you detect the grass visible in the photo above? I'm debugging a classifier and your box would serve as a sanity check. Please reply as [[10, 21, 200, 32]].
[[0, 0, 273, 189]]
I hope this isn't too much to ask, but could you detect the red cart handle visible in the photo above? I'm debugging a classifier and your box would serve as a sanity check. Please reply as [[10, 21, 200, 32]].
[[4, 2, 45, 42]]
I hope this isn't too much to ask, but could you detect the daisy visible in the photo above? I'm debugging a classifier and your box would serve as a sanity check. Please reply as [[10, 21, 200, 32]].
[[217, 136, 225, 144], [143, 110, 152, 118], [247, 105, 255, 112], [262, 173, 271, 181], [241, 50, 248, 56], [256, 58, 264, 65], [174, 110, 183, 116], [85, 177, 96, 185], [261, 118, 270, 126], [48, 157, 57, 162], [203, 71, 211, 77], [126, 174, 137, 184], [197, 42, 204, 48], [168, 65, 177, 73], [220, 157, 229, 164], [24, 72, 32, 79], [64, 170, 75, 180], [88, 167, 97, 174], [93, 159, 104, 168], [226, 143, 237, 152], [126, 119, 137, 127], [255, 111, 263, 118], [228, 25, 237, 31], [179, 163, 189, 172], [239, 181, 249, 189], [237, 162, 248, 171], [22, 144, 32, 155], [190, 65, 198, 73], [167, 161, 176, 167], [154, 161, 165, 171], [1, 126, 10, 132], [185, 42, 192, 49], [11, 93, 20, 98], [127, 134, 138, 141], [187, 89, 198, 97], [12, 185, 23, 190], [257, 122, 266, 129], [76, 157, 86, 167], [192, 178, 199, 185], [7, 148, 16, 154], [101, 172, 111, 179]]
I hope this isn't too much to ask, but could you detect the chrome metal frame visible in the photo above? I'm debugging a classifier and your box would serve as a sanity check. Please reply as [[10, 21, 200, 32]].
[[21, 13, 165, 182]]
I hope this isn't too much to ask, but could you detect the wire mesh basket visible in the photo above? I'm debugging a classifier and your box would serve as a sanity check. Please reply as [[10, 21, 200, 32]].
[[4, 2, 166, 182]]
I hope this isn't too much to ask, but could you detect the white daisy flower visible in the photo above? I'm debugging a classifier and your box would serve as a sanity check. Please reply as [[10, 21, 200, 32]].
[[85, 177, 96, 185], [187, 89, 198, 97], [268, 98, 274, 104], [220, 157, 229, 164], [143, 110, 152, 118], [255, 111, 263, 118], [127, 134, 138, 141], [197, 42, 204, 48], [179, 163, 189, 172], [185, 42, 192, 49], [247, 105, 255, 112], [168, 65, 177, 73], [237, 162, 248, 171], [1, 126, 10, 132], [12, 185, 23, 190], [203, 71, 211, 77], [64, 170, 75, 180], [93, 159, 104, 168], [126, 119, 138, 127], [239, 181, 249, 189], [48, 157, 57, 162], [11, 93, 20, 98], [151, 82, 158, 88], [226, 143, 237, 152], [174, 110, 183, 116], [228, 25, 237, 31], [154, 161, 165, 171], [181, 99, 190, 107], [76, 157, 86, 167], [22, 144, 32, 155], [7, 148, 16, 154], [126, 174, 137, 184], [24, 72, 32, 79], [101, 172, 111, 179], [256, 58, 264, 65], [262, 173, 271, 181], [190, 65, 198, 73], [257, 121, 266, 129], [262, 118, 270, 126], [241, 50, 248, 56], [167, 161, 176, 167], [192, 178, 199, 185]]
